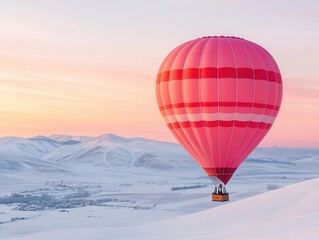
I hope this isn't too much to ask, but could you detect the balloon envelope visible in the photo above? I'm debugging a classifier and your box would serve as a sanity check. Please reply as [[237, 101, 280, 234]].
[[156, 36, 283, 184]]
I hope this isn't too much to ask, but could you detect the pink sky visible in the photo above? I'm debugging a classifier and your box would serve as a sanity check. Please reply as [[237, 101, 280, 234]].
[[0, 0, 318, 147]]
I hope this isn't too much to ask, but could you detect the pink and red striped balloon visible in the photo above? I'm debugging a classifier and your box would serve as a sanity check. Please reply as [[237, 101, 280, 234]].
[[156, 36, 283, 184]]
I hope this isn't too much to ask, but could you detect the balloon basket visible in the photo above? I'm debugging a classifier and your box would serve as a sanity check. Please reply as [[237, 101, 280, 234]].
[[212, 193, 229, 202]]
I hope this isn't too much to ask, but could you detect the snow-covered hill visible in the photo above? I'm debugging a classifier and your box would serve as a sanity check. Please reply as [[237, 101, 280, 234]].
[[0, 134, 198, 174], [0, 133, 318, 240], [0, 133, 318, 190], [129, 177, 319, 240], [0, 133, 318, 176], [0, 136, 60, 158], [43, 133, 196, 171], [2, 178, 318, 240]]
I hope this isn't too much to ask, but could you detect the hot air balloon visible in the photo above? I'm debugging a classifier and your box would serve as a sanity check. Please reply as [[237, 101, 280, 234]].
[[156, 36, 283, 201]]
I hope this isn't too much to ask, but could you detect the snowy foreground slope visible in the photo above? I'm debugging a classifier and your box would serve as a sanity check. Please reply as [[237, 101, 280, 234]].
[[133, 177, 319, 240], [0, 133, 318, 239], [2, 178, 319, 240]]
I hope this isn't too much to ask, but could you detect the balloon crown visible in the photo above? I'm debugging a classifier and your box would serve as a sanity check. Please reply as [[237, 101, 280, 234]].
[[200, 36, 243, 39]]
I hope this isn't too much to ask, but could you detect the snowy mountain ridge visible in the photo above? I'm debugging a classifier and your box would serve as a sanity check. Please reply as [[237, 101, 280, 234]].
[[0, 133, 198, 174], [0, 133, 318, 175]]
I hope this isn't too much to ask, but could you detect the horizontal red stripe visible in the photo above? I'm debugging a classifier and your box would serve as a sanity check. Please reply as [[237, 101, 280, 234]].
[[203, 167, 237, 184], [203, 167, 237, 176], [156, 67, 281, 83], [167, 121, 272, 130], [159, 102, 280, 111]]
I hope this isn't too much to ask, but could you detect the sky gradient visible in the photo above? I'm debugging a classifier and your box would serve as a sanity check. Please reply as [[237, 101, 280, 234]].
[[0, 0, 318, 147]]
